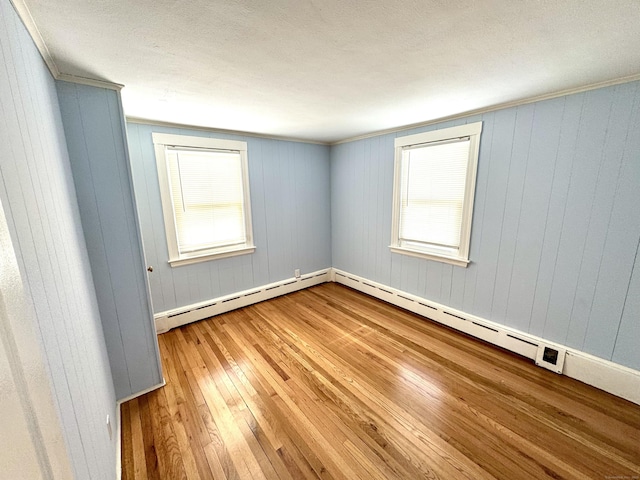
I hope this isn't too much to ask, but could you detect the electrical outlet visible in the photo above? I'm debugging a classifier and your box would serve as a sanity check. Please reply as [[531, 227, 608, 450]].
[[294, 269, 301, 278], [106, 414, 112, 440]]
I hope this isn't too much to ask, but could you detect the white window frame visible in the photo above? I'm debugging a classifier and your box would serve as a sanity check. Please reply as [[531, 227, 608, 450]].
[[152, 133, 255, 267], [390, 122, 482, 267]]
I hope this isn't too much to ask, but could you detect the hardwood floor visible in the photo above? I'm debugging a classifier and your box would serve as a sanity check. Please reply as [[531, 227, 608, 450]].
[[121, 283, 640, 479]]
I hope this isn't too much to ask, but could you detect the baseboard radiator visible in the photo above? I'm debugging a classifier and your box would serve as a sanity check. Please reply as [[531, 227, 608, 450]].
[[332, 268, 640, 406], [152, 266, 640, 405], [154, 268, 331, 334]]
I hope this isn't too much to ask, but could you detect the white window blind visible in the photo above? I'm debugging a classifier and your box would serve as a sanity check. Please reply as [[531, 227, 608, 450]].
[[153, 133, 254, 267], [166, 148, 246, 254], [391, 122, 482, 267], [399, 138, 470, 250]]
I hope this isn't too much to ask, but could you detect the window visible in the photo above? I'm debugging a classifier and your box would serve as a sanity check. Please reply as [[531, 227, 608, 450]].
[[152, 133, 254, 267], [390, 122, 482, 267]]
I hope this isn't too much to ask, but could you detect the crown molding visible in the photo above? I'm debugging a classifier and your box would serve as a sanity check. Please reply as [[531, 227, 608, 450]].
[[10, 0, 59, 77], [56, 74, 123, 91], [126, 117, 330, 145], [11, 0, 123, 91], [331, 73, 640, 145], [11, 0, 640, 147]]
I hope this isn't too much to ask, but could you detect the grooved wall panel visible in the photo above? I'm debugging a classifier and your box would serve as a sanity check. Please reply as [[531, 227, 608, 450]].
[[56, 82, 162, 399], [127, 123, 332, 314], [0, 0, 117, 477], [331, 81, 640, 370]]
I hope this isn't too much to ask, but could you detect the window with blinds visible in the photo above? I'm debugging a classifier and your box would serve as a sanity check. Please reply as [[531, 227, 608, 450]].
[[153, 133, 254, 267], [391, 122, 482, 267]]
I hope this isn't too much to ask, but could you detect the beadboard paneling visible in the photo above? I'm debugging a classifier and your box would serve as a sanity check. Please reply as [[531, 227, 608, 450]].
[[56, 82, 163, 399], [127, 123, 332, 314], [331, 80, 640, 371], [0, 0, 117, 477]]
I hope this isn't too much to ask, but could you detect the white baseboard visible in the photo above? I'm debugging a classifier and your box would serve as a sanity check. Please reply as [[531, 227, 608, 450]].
[[332, 268, 640, 405], [115, 379, 166, 480], [148, 266, 639, 405], [116, 398, 121, 480], [117, 379, 166, 404], [154, 268, 331, 333]]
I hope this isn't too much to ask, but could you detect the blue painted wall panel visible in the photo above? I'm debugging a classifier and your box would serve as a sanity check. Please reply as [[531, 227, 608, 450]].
[[330, 81, 640, 371], [127, 123, 332, 313], [56, 82, 163, 399], [583, 83, 640, 360], [528, 94, 584, 337], [0, 0, 117, 476], [612, 245, 640, 368]]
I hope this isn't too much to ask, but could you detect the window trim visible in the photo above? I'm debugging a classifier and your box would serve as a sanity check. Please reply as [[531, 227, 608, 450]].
[[390, 122, 482, 267], [152, 133, 255, 267]]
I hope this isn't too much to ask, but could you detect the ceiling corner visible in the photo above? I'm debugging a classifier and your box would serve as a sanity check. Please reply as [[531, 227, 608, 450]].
[[10, 0, 60, 78]]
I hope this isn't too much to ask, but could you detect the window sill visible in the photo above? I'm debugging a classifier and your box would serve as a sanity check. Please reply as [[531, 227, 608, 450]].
[[389, 246, 470, 267], [169, 245, 255, 267]]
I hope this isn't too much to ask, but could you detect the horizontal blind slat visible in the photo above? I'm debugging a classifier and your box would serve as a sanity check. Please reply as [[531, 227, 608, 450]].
[[167, 149, 246, 253], [399, 139, 470, 249]]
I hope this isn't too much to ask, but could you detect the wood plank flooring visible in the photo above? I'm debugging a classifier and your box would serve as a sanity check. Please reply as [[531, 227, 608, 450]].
[[121, 283, 640, 479]]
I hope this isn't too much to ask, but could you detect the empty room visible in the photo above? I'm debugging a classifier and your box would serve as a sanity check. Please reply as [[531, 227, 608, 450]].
[[1, 0, 639, 479]]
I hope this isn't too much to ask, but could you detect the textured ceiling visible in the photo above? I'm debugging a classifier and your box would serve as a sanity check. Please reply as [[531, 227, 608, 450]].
[[22, 0, 640, 142]]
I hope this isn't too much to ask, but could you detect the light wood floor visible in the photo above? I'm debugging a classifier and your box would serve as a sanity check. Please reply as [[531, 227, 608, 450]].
[[121, 283, 640, 480]]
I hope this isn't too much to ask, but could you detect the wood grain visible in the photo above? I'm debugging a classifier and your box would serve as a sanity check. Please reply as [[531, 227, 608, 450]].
[[122, 283, 640, 479]]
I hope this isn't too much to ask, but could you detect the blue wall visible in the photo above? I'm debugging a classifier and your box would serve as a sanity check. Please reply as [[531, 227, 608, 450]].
[[127, 123, 332, 313], [56, 83, 163, 399], [0, 0, 117, 477], [331, 81, 640, 371]]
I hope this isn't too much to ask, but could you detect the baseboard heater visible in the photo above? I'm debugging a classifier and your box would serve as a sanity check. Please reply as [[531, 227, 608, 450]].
[[154, 269, 330, 333], [153, 267, 639, 404], [332, 268, 640, 405]]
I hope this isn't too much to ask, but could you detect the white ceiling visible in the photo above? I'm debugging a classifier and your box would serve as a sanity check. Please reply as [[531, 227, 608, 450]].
[[22, 0, 640, 142]]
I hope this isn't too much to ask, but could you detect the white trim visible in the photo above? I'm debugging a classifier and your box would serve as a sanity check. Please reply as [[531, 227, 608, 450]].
[[128, 117, 330, 145], [389, 246, 470, 267], [9, 0, 59, 77], [8, 0, 640, 147], [391, 122, 482, 267], [332, 268, 640, 405], [115, 380, 166, 480], [332, 73, 640, 145], [116, 399, 121, 480], [10, 1, 124, 90], [152, 133, 247, 151], [168, 246, 256, 267], [393, 122, 483, 148], [57, 74, 123, 91], [155, 268, 331, 333], [152, 133, 254, 267], [117, 379, 166, 404]]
